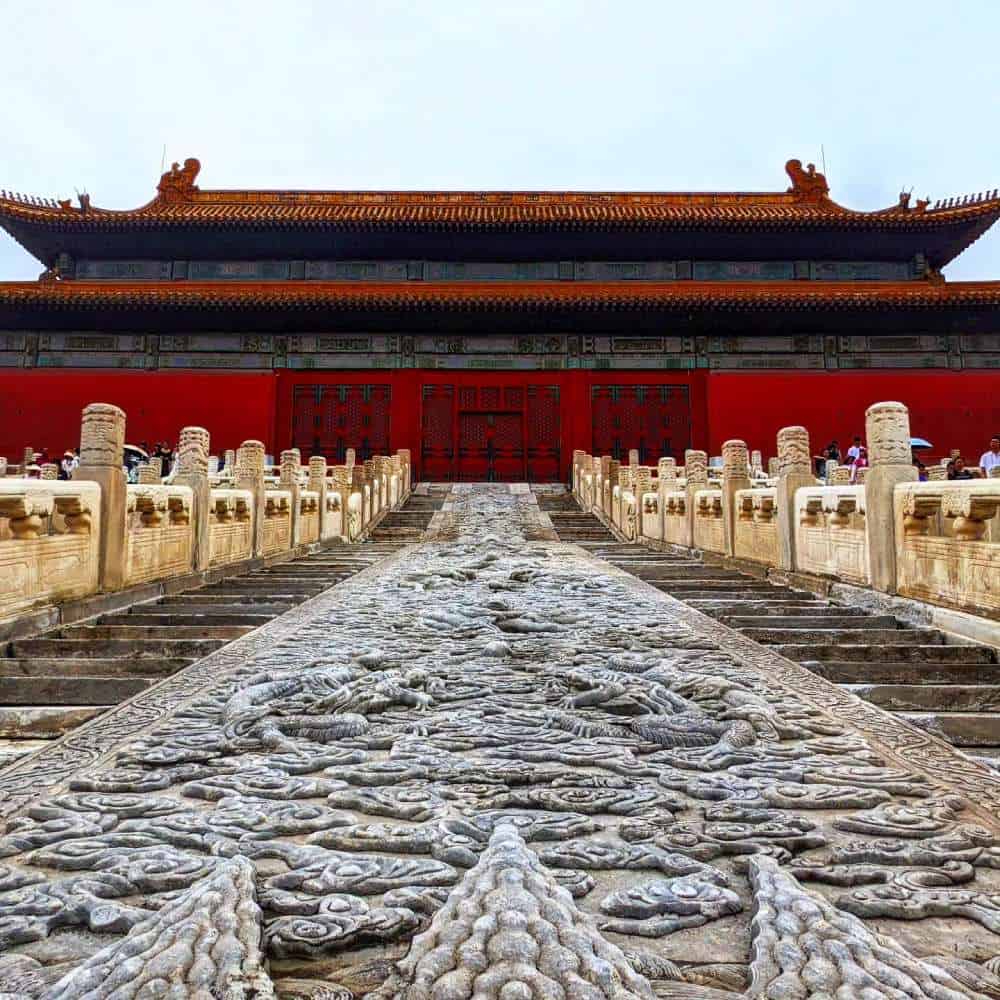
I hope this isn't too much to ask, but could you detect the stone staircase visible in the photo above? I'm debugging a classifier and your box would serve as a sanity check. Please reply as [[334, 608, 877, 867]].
[[0, 491, 441, 767], [548, 496, 1000, 758], [367, 492, 445, 542]]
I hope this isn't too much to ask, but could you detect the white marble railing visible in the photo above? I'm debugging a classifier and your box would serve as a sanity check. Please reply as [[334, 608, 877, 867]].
[[896, 481, 1000, 616], [733, 487, 778, 565], [794, 485, 869, 585], [0, 480, 102, 620], [123, 484, 194, 587]]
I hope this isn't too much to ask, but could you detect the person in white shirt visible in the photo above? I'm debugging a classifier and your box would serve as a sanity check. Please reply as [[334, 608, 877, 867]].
[[980, 436, 1000, 478], [845, 436, 863, 463]]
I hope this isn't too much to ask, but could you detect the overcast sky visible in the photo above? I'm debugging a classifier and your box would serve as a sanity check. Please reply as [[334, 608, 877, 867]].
[[2, 1, 998, 280]]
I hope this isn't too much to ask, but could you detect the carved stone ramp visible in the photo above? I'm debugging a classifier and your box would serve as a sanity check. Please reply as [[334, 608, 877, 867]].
[[0, 488, 440, 767], [0, 484, 999, 996], [553, 498, 1000, 758]]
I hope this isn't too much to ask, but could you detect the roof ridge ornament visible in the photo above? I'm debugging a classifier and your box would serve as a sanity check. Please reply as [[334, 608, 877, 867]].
[[156, 156, 201, 203], [785, 158, 830, 204]]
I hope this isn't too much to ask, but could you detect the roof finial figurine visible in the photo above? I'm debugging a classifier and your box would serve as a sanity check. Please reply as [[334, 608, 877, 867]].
[[785, 158, 830, 203], [156, 157, 201, 203]]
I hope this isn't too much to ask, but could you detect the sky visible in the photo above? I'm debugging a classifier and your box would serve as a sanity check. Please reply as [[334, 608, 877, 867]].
[[2, 1, 999, 280]]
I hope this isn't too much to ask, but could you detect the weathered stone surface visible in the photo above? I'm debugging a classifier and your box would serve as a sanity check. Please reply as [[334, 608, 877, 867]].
[[0, 484, 998, 995]]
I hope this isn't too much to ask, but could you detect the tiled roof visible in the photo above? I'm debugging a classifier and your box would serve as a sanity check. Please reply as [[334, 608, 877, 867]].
[[1, 158, 997, 233], [2, 279, 999, 313]]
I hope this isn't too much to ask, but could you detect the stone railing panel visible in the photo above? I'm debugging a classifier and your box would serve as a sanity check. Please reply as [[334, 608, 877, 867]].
[[896, 481, 1000, 617], [263, 489, 293, 556], [123, 485, 194, 587], [733, 486, 778, 565], [208, 488, 254, 567], [298, 489, 321, 545], [0, 480, 101, 621], [692, 488, 724, 553], [795, 485, 869, 584]]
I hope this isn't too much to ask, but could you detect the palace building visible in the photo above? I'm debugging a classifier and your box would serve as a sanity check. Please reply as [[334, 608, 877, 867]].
[[1, 157, 998, 479]]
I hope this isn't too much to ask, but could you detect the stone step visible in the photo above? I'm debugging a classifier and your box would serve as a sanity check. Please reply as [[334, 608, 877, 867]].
[[148, 601, 294, 616], [898, 712, 1000, 747], [690, 602, 842, 616], [741, 627, 942, 645], [725, 614, 901, 630], [654, 579, 784, 591], [845, 683, 1000, 713], [0, 675, 154, 706], [778, 643, 993, 664], [810, 660, 1000, 685], [208, 579, 325, 593], [60, 624, 252, 641], [0, 706, 106, 738], [8, 638, 225, 659], [155, 592, 298, 605], [0, 657, 190, 678], [99, 612, 273, 627]]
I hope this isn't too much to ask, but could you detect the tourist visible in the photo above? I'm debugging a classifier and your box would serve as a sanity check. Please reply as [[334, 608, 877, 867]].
[[849, 445, 868, 483], [827, 440, 842, 464], [949, 457, 975, 480], [846, 436, 863, 463], [912, 448, 928, 482], [59, 449, 77, 480], [980, 436, 1000, 478], [814, 447, 831, 478]]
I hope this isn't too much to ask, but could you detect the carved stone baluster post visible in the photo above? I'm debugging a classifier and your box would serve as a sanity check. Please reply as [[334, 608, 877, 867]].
[[351, 465, 367, 538], [396, 448, 411, 498], [634, 466, 652, 542], [750, 449, 763, 478], [775, 426, 815, 571], [345, 448, 356, 471], [172, 428, 211, 570], [657, 457, 677, 543], [223, 449, 236, 476], [628, 448, 639, 469], [605, 459, 619, 523], [363, 459, 376, 523], [137, 457, 162, 485], [684, 450, 708, 549], [331, 465, 351, 541], [308, 457, 328, 540], [235, 440, 266, 558], [40, 463, 59, 480], [280, 448, 301, 546], [721, 440, 751, 558], [73, 403, 127, 591], [865, 401, 917, 593], [0, 457, 7, 478]]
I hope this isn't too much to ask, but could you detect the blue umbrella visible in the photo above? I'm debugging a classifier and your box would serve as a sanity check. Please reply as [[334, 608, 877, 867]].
[[910, 437, 933, 449]]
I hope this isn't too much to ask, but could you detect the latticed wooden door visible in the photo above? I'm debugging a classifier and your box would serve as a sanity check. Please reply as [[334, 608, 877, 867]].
[[591, 384, 690, 462], [526, 385, 561, 481], [421, 385, 455, 481], [292, 384, 390, 462]]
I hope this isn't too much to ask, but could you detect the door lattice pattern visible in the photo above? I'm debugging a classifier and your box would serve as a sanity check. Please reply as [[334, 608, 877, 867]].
[[591, 384, 691, 463], [292, 384, 390, 462]]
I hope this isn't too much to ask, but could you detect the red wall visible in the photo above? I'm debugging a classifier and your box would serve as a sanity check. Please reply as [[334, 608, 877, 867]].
[[705, 372, 1000, 463], [0, 371, 276, 459], [2, 368, 994, 474]]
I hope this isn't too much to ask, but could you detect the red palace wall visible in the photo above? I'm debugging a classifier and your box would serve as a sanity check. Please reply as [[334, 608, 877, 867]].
[[1, 368, 996, 477]]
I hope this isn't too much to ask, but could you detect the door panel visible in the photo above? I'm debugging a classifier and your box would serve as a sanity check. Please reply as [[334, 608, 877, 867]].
[[421, 385, 455, 481], [526, 385, 560, 481], [292, 384, 390, 462], [591, 384, 691, 462]]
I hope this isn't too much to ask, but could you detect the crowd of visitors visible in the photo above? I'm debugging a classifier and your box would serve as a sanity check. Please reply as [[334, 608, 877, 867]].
[[812, 433, 1000, 482]]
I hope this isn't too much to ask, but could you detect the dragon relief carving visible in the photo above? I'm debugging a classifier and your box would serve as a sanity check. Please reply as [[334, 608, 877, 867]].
[[0, 486, 996, 996]]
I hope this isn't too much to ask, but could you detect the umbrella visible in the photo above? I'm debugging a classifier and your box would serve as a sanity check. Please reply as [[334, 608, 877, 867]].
[[910, 437, 933, 449]]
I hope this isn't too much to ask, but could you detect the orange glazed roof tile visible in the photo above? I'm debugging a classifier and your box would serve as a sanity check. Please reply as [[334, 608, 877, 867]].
[[2, 279, 1000, 313], [1, 157, 998, 232]]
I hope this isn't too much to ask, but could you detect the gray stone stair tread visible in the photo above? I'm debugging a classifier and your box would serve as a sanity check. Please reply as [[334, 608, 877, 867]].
[[778, 643, 993, 663], [60, 625, 252, 641], [844, 683, 1000, 712], [9, 638, 225, 658], [0, 705, 106, 738], [725, 614, 901, 629], [101, 613, 273, 626], [742, 627, 941, 644], [0, 657, 190, 677], [898, 711, 1000, 747], [811, 661, 1000, 684], [0, 675, 153, 706], [149, 601, 293, 615]]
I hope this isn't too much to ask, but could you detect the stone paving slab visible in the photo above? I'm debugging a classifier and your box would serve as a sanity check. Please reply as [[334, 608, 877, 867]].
[[0, 484, 999, 997]]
